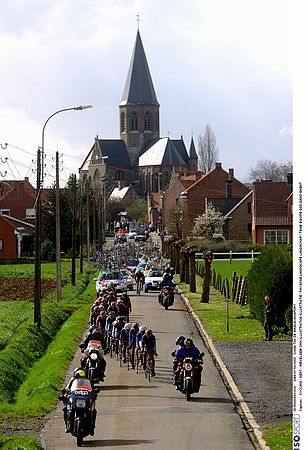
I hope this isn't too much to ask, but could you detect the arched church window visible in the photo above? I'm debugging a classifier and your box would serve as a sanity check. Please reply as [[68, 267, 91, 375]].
[[120, 112, 126, 133], [115, 170, 124, 181], [130, 112, 138, 131], [144, 112, 151, 131]]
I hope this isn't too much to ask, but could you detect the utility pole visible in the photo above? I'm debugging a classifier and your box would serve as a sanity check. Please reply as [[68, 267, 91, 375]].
[[34, 147, 42, 327], [79, 180, 84, 274], [71, 174, 76, 286], [55, 151, 62, 300]]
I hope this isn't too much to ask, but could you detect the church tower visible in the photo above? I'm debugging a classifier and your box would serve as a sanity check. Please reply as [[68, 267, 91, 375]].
[[119, 30, 160, 167]]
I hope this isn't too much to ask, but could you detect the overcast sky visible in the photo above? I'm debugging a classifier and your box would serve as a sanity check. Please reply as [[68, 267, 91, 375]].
[[0, 0, 293, 188]]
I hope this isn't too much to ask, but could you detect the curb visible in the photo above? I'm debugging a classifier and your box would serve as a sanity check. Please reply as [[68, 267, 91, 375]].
[[177, 286, 270, 450]]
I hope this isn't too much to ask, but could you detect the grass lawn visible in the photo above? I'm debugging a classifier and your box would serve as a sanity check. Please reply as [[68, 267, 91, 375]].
[[0, 260, 79, 280], [176, 272, 264, 342], [263, 420, 292, 450]]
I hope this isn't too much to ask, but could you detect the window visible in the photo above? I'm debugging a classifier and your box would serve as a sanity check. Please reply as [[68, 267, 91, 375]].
[[0, 239, 3, 251], [264, 230, 288, 245], [0, 209, 10, 216], [115, 170, 124, 181], [144, 112, 151, 131], [247, 202, 251, 214], [120, 112, 126, 133], [130, 112, 138, 131]]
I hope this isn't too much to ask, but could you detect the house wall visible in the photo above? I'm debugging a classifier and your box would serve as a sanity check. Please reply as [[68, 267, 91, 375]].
[[254, 225, 293, 245], [161, 176, 185, 233], [225, 197, 252, 242], [0, 216, 17, 261], [186, 164, 250, 232]]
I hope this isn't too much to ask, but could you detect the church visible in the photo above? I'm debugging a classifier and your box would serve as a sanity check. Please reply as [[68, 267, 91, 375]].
[[79, 29, 198, 199]]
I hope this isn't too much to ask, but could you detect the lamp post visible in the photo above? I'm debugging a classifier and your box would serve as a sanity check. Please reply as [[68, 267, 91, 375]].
[[34, 104, 93, 327]]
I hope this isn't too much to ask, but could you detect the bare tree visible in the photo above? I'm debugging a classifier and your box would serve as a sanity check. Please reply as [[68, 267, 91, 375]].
[[197, 124, 219, 173], [248, 160, 293, 182]]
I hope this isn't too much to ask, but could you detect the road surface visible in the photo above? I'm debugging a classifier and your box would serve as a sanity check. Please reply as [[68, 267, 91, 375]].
[[43, 288, 256, 450]]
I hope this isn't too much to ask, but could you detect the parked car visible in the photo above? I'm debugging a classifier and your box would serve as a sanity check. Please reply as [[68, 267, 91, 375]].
[[95, 270, 127, 293], [120, 269, 134, 290], [144, 269, 164, 293]]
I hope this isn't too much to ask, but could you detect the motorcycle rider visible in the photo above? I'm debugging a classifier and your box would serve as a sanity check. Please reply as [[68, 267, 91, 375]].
[[171, 336, 186, 382], [80, 328, 107, 380], [174, 338, 203, 391], [59, 367, 97, 434]]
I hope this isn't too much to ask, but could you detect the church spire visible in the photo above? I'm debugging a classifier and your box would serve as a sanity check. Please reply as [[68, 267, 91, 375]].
[[120, 30, 159, 106]]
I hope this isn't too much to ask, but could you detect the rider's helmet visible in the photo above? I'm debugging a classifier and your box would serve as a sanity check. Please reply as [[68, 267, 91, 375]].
[[131, 322, 139, 330], [184, 338, 193, 349], [116, 316, 124, 322], [175, 335, 186, 346], [124, 323, 131, 330], [74, 367, 86, 378], [111, 301, 117, 307], [89, 325, 96, 333], [139, 325, 147, 333], [92, 328, 103, 339], [145, 328, 152, 336], [94, 306, 100, 314]]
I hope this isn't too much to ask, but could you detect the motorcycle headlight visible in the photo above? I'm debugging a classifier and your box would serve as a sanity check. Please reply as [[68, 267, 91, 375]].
[[184, 362, 193, 371], [90, 352, 98, 360], [76, 399, 87, 408]]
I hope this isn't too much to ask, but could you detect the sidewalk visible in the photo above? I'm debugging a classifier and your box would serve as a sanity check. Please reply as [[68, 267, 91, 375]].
[[177, 287, 292, 450]]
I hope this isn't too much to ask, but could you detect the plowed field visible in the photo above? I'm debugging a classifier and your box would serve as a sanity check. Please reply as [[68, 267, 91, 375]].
[[0, 277, 57, 301]]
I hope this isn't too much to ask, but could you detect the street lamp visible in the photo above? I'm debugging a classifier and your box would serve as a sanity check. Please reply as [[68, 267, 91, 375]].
[[34, 104, 93, 327]]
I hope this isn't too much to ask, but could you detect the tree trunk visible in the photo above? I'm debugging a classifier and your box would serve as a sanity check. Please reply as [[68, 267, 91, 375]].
[[189, 252, 196, 293]]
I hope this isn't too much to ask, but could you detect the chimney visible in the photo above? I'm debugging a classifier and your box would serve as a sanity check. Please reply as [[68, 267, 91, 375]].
[[287, 173, 293, 185], [228, 168, 234, 178], [226, 176, 233, 198], [215, 162, 222, 169]]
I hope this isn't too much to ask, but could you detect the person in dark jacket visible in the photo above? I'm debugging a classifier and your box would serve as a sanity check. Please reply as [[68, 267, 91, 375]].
[[263, 295, 274, 341]]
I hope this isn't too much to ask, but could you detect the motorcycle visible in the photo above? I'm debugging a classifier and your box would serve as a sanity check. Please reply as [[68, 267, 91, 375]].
[[81, 340, 105, 385], [158, 286, 174, 310], [177, 354, 204, 401], [63, 378, 98, 446]]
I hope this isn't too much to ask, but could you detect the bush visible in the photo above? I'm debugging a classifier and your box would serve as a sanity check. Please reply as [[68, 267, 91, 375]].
[[285, 305, 293, 333], [247, 245, 292, 329]]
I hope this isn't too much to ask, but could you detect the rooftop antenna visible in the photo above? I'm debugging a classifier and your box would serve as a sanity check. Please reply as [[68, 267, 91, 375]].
[[136, 14, 140, 29]]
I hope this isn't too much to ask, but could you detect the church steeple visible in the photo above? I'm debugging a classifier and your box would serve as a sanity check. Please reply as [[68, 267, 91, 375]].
[[119, 30, 160, 167], [188, 136, 198, 171]]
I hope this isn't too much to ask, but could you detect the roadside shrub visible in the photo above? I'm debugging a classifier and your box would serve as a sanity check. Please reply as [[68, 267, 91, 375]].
[[247, 245, 292, 329]]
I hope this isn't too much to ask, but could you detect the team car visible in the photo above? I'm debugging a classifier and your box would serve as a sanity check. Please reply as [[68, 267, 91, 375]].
[[144, 269, 164, 293], [95, 270, 127, 293]]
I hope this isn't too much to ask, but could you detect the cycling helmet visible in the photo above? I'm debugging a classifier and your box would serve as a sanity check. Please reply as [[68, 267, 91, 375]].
[[116, 316, 124, 321], [131, 322, 139, 330], [175, 335, 186, 346], [74, 367, 85, 378], [184, 338, 193, 347], [124, 323, 131, 330], [139, 325, 147, 332], [94, 306, 100, 313], [89, 325, 96, 333], [111, 301, 117, 307], [145, 328, 152, 336]]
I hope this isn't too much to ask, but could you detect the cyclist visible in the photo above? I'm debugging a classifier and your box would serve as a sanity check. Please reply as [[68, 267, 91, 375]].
[[128, 323, 139, 369], [119, 323, 130, 363], [136, 325, 147, 366], [111, 316, 126, 355], [135, 270, 145, 293], [141, 329, 157, 376]]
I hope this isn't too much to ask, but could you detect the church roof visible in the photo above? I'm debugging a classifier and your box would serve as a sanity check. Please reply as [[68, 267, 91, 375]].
[[189, 137, 198, 159], [139, 138, 187, 167], [97, 139, 131, 168], [109, 186, 130, 200], [120, 30, 159, 106]]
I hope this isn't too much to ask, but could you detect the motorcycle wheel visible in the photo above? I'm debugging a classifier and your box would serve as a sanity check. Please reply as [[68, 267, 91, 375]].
[[75, 418, 83, 447], [185, 379, 192, 401]]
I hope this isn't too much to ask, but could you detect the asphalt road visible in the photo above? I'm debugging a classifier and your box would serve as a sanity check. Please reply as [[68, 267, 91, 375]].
[[43, 287, 256, 450]]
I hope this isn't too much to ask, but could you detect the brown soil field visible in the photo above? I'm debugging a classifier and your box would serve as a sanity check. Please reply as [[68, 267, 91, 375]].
[[0, 277, 58, 301]]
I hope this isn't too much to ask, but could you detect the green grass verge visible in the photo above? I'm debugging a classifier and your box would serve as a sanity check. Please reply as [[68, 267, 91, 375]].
[[0, 302, 33, 350], [0, 435, 43, 449], [263, 420, 292, 450], [176, 274, 264, 341]]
